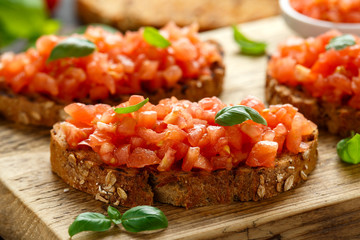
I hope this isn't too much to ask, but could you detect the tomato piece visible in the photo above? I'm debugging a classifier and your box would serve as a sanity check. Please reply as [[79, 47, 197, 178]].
[[207, 125, 226, 145], [193, 154, 212, 171], [246, 141, 278, 167], [137, 111, 157, 128], [117, 117, 137, 136], [64, 103, 95, 125], [127, 147, 161, 168], [157, 147, 176, 171], [182, 147, 200, 171], [137, 127, 165, 144], [286, 113, 303, 153], [60, 122, 88, 147], [211, 156, 232, 170], [114, 144, 131, 166], [240, 96, 265, 113]]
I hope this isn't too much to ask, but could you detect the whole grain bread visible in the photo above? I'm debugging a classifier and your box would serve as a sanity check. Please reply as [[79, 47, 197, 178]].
[[266, 76, 360, 137], [77, 0, 280, 32], [50, 123, 318, 209], [0, 53, 224, 127]]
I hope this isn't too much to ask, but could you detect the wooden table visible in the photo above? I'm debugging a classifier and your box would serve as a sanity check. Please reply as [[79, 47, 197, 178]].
[[2, 17, 360, 240]]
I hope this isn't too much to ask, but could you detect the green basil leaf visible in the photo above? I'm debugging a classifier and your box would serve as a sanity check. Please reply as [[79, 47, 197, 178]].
[[74, 24, 118, 34], [346, 134, 360, 164], [47, 37, 96, 62], [233, 25, 267, 56], [143, 27, 171, 48], [107, 206, 122, 225], [68, 212, 112, 237], [337, 133, 360, 164], [326, 34, 356, 51], [121, 206, 168, 233], [215, 105, 267, 126], [114, 98, 149, 114]]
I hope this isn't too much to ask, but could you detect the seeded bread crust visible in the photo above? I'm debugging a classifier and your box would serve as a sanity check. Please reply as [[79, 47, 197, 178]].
[[265, 76, 360, 137], [50, 123, 318, 209], [0, 53, 224, 127]]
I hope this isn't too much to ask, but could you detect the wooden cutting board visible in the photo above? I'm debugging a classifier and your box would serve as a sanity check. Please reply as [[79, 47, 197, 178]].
[[1, 17, 360, 240]]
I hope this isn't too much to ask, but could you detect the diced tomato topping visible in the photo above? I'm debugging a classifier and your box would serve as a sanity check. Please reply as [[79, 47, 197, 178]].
[[268, 30, 360, 109], [60, 96, 317, 170], [290, 0, 360, 23], [1, 23, 222, 102]]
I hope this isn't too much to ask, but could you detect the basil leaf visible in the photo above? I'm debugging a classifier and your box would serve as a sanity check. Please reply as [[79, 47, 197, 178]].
[[107, 206, 122, 225], [121, 206, 168, 233], [74, 24, 118, 34], [337, 133, 360, 164], [48, 37, 96, 62], [68, 212, 112, 237], [346, 134, 360, 164], [233, 25, 267, 56], [215, 105, 267, 126], [143, 27, 171, 48], [326, 34, 356, 51], [114, 98, 149, 114]]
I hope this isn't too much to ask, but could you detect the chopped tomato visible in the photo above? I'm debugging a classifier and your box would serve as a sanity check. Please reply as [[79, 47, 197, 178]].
[[182, 147, 200, 171], [246, 141, 278, 167], [268, 30, 360, 109], [60, 96, 317, 170], [127, 147, 161, 168], [1, 23, 222, 101]]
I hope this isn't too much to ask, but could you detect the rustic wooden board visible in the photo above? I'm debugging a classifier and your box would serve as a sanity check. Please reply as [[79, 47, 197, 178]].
[[1, 16, 360, 240]]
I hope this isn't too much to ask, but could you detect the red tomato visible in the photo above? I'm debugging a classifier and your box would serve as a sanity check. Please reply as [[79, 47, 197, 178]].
[[246, 141, 278, 167]]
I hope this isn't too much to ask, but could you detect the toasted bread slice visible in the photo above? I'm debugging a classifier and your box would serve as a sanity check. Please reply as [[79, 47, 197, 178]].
[[50, 123, 318, 209], [0, 58, 224, 127], [266, 76, 360, 137], [77, 0, 280, 31]]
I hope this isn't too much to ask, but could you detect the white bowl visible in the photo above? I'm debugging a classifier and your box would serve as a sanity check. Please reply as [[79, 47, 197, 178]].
[[280, 0, 360, 37]]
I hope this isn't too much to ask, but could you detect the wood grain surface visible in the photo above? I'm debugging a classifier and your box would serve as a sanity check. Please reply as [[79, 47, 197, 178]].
[[1, 17, 360, 240]]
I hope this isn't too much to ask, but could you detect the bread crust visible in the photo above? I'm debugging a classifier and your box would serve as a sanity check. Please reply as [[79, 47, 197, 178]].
[[265, 76, 360, 137], [0, 54, 224, 127], [50, 123, 318, 209]]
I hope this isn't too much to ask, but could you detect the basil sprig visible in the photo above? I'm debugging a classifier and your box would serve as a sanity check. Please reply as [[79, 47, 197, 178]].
[[215, 105, 267, 126], [337, 132, 360, 164], [143, 27, 171, 48], [114, 98, 149, 114], [326, 34, 356, 51], [69, 205, 168, 237], [47, 37, 96, 62], [232, 25, 267, 56]]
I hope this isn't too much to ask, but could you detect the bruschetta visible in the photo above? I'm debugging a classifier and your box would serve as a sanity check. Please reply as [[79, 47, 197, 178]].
[[267, 30, 360, 136], [50, 95, 318, 208], [0, 23, 224, 126]]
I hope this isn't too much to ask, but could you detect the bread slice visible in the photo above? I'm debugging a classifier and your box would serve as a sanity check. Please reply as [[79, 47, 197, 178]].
[[0, 55, 224, 127], [77, 0, 280, 31], [50, 123, 318, 209], [265, 76, 360, 137]]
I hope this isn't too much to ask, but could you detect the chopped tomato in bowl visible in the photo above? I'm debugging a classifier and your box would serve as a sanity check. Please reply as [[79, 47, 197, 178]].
[[60, 95, 317, 171], [268, 30, 360, 110], [280, 0, 360, 37]]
